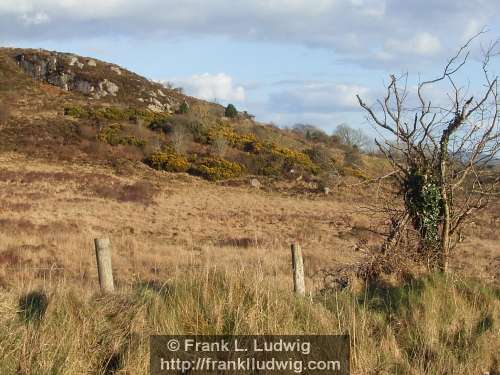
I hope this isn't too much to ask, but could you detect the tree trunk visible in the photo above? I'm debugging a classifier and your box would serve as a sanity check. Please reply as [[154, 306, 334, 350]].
[[439, 136, 451, 273], [440, 190, 451, 273], [382, 212, 410, 254]]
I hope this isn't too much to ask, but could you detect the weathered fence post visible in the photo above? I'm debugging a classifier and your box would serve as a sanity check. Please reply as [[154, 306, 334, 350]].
[[291, 243, 306, 296], [94, 238, 115, 293]]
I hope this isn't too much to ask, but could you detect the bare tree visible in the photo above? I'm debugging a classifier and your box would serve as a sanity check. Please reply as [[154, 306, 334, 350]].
[[356, 33, 499, 272], [210, 136, 228, 157], [334, 123, 372, 150], [170, 126, 190, 155]]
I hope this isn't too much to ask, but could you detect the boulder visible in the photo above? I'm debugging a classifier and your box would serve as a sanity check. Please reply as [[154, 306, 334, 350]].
[[68, 56, 78, 66], [98, 79, 119, 96], [147, 103, 164, 113], [250, 178, 261, 189]]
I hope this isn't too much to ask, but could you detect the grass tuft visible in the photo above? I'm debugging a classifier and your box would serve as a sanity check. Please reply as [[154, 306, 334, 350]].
[[0, 270, 498, 374]]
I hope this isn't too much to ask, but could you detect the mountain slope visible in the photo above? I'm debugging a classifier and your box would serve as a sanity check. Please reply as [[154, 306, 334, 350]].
[[0, 47, 382, 185]]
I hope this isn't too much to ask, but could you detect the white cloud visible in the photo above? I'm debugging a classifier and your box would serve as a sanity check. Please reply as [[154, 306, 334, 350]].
[[269, 82, 371, 113], [384, 32, 441, 58], [413, 33, 441, 55], [21, 12, 50, 26], [1, 0, 498, 69], [169, 73, 245, 102]]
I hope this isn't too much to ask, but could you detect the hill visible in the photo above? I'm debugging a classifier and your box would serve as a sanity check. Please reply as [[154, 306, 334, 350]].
[[0, 47, 380, 187]]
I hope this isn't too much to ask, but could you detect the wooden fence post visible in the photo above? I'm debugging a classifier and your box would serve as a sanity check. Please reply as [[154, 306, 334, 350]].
[[291, 243, 306, 296], [94, 238, 115, 293]]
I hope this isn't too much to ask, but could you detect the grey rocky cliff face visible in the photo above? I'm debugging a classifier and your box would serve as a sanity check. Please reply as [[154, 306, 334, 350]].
[[15, 52, 119, 99]]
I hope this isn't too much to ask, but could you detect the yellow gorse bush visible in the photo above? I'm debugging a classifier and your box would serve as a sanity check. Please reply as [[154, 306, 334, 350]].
[[190, 157, 244, 181], [145, 151, 190, 172], [207, 124, 257, 149], [208, 124, 318, 173], [64, 105, 169, 125]]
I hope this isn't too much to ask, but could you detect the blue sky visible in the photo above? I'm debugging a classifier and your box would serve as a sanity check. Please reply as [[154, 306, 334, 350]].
[[1, 0, 499, 135]]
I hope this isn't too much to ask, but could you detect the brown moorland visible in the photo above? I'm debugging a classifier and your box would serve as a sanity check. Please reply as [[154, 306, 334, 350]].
[[0, 48, 498, 374]]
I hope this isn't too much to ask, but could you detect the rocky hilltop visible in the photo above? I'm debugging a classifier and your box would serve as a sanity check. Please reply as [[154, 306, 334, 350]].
[[13, 49, 179, 113]]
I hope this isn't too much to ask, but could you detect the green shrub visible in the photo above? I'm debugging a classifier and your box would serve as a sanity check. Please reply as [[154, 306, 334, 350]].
[[224, 104, 238, 118], [344, 146, 363, 167], [266, 143, 319, 174], [189, 157, 244, 181], [178, 101, 189, 114], [64, 106, 89, 118], [64, 106, 169, 127], [305, 146, 337, 171], [150, 115, 209, 143], [98, 124, 146, 147], [145, 151, 189, 172]]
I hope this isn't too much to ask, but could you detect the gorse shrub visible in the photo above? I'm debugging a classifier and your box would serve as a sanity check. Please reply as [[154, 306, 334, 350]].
[[208, 124, 257, 150], [145, 150, 189, 172], [266, 143, 319, 174], [98, 124, 146, 147], [64, 106, 169, 126], [305, 146, 337, 172], [341, 166, 369, 180], [207, 124, 319, 175], [189, 157, 244, 180]]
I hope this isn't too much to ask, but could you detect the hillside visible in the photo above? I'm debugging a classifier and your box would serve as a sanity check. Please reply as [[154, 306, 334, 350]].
[[0, 47, 498, 294], [0, 48, 376, 188]]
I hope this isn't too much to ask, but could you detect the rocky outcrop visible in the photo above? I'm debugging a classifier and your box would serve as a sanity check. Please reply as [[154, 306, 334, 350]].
[[15, 52, 120, 99], [13, 49, 178, 114]]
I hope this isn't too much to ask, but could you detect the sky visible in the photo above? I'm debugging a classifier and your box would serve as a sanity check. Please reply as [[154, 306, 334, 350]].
[[1, 0, 499, 134]]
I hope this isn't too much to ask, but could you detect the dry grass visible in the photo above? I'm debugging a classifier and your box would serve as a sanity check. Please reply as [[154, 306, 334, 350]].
[[0, 153, 498, 374], [0, 269, 498, 374]]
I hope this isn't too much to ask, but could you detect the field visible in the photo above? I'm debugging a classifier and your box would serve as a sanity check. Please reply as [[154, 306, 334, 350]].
[[0, 153, 499, 374]]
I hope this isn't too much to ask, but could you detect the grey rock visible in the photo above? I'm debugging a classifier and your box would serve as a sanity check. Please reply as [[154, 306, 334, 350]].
[[147, 103, 164, 113], [68, 56, 78, 66], [98, 79, 119, 96], [150, 97, 162, 106], [111, 66, 122, 75], [75, 79, 94, 94], [250, 178, 262, 189], [87, 59, 97, 67]]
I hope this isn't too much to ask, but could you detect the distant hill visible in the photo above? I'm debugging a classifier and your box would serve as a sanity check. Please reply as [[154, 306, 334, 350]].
[[0, 48, 385, 184]]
